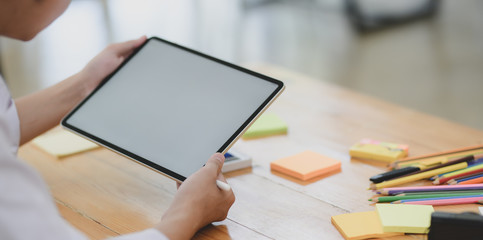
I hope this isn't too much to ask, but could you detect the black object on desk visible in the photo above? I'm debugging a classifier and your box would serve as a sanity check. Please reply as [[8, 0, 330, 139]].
[[428, 211, 483, 240], [369, 166, 420, 183]]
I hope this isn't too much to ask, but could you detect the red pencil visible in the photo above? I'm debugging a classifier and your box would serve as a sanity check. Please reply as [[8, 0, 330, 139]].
[[433, 168, 483, 185], [401, 196, 483, 206], [458, 176, 483, 185]]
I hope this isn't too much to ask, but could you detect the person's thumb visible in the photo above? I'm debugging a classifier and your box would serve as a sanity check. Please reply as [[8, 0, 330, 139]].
[[204, 153, 225, 175], [110, 35, 147, 57]]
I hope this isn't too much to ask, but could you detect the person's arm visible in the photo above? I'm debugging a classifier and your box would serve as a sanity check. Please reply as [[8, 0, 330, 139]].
[[1, 145, 233, 240], [15, 36, 147, 145], [112, 153, 235, 240], [155, 153, 235, 240]]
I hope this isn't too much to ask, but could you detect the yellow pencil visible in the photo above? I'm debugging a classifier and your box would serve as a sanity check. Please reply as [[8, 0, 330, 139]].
[[370, 162, 468, 190]]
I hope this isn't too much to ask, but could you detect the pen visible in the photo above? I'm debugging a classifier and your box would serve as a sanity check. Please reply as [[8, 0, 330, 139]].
[[216, 180, 231, 191], [370, 166, 421, 183]]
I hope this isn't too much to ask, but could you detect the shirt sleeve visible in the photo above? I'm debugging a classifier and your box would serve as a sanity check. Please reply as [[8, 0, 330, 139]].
[[0, 139, 168, 240], [0, 75, 170, 240]]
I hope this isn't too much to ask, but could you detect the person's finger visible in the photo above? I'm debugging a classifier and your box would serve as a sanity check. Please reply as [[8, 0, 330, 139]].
[[216, 174, 232, 192], [176, 182, 181, 189], [204, 153, 225, 176], [109, 35, 147, 57], [217, 173, 227, 182]]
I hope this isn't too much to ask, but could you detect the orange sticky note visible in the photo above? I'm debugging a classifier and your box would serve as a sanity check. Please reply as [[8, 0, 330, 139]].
[[331, 211, 403, 240], [270, 151, 341, 181]]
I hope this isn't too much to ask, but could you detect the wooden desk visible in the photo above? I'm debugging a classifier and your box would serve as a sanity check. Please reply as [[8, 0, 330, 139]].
[[19, 65, 483, 239]]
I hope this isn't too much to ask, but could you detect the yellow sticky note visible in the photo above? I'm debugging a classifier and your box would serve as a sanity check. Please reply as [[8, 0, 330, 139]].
[[242, 113, 287, 139], [270, 151, 341, 181], [33, 130, 99, 158], [349, 138, 408, 163], [376, 204, 434, 234], [331, 211, 403, 240]]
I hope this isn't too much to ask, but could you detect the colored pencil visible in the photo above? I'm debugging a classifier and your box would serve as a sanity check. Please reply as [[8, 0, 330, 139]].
[[430, 158, 483, 180], [468, 157, 483, 166], [434, 162, 483, 179], [380, 183, 483, 191], [370, 192, 483, 203], [370, 162, 468, 190], [397, 196, 483, 206], [458, 176, 483, 185], [378, 183, 483, 195], [433, 167, 483, 185], [447, 173, 483, 185], [454, 172, 483, 181], [399, 194, 483, 202], [396, 190, 483, 196]]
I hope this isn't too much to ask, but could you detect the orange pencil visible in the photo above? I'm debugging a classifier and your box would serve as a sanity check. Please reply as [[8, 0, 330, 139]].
[[458, 176, 483, 185]]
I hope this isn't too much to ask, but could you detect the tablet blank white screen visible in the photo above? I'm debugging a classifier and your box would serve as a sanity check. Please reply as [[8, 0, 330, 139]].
[[66, 39, 279, 178]]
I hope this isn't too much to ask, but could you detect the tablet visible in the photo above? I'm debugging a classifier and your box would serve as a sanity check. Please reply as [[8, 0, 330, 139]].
[[62, 37, 284, 182]]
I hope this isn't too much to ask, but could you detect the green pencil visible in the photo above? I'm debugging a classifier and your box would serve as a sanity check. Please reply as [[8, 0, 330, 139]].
[[395, 190, 483, 196], [370, 191, 483, 203]]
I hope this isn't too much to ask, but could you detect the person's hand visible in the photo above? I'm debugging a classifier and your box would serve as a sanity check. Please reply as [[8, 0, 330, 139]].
[[77, 36, 147, 96], [156, 153, 235, 240]]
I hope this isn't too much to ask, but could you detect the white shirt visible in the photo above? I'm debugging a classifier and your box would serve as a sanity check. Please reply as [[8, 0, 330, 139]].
[[0, 76, 168, 240]]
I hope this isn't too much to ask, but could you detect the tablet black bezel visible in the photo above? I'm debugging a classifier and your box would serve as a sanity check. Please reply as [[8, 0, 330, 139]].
[[61, 36, 284, 181]]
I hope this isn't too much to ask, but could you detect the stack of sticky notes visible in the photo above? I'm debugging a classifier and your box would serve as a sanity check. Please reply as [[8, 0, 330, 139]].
[[376, 204, 434, 234], [349, 138, 409, 163], [270, 151, 341, 181], [331, 211, 403, 239], [242, 113, 287, 139], [331, 204, 434, 239], [32, 130, 99, 158]]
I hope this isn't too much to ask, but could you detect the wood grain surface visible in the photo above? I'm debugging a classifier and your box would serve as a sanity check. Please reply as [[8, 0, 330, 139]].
[[19, 64, 483, 239]]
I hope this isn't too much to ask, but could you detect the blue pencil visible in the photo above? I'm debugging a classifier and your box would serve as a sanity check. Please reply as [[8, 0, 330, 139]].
[[447, 173, 483, 185], [454, 173, 483, 182]]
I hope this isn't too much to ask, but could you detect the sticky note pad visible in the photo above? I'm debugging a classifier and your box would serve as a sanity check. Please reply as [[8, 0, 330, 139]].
[[349, 138, 409, 163], [376, 204, 434, 234], [242, 113, 287, 139], [331, 211, 403, 240], [270, 151, 341, 181], [33, 130, 99, 158]]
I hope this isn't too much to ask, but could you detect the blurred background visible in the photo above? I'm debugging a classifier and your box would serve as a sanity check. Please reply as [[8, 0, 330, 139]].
[[0, 0, 482, 130]]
